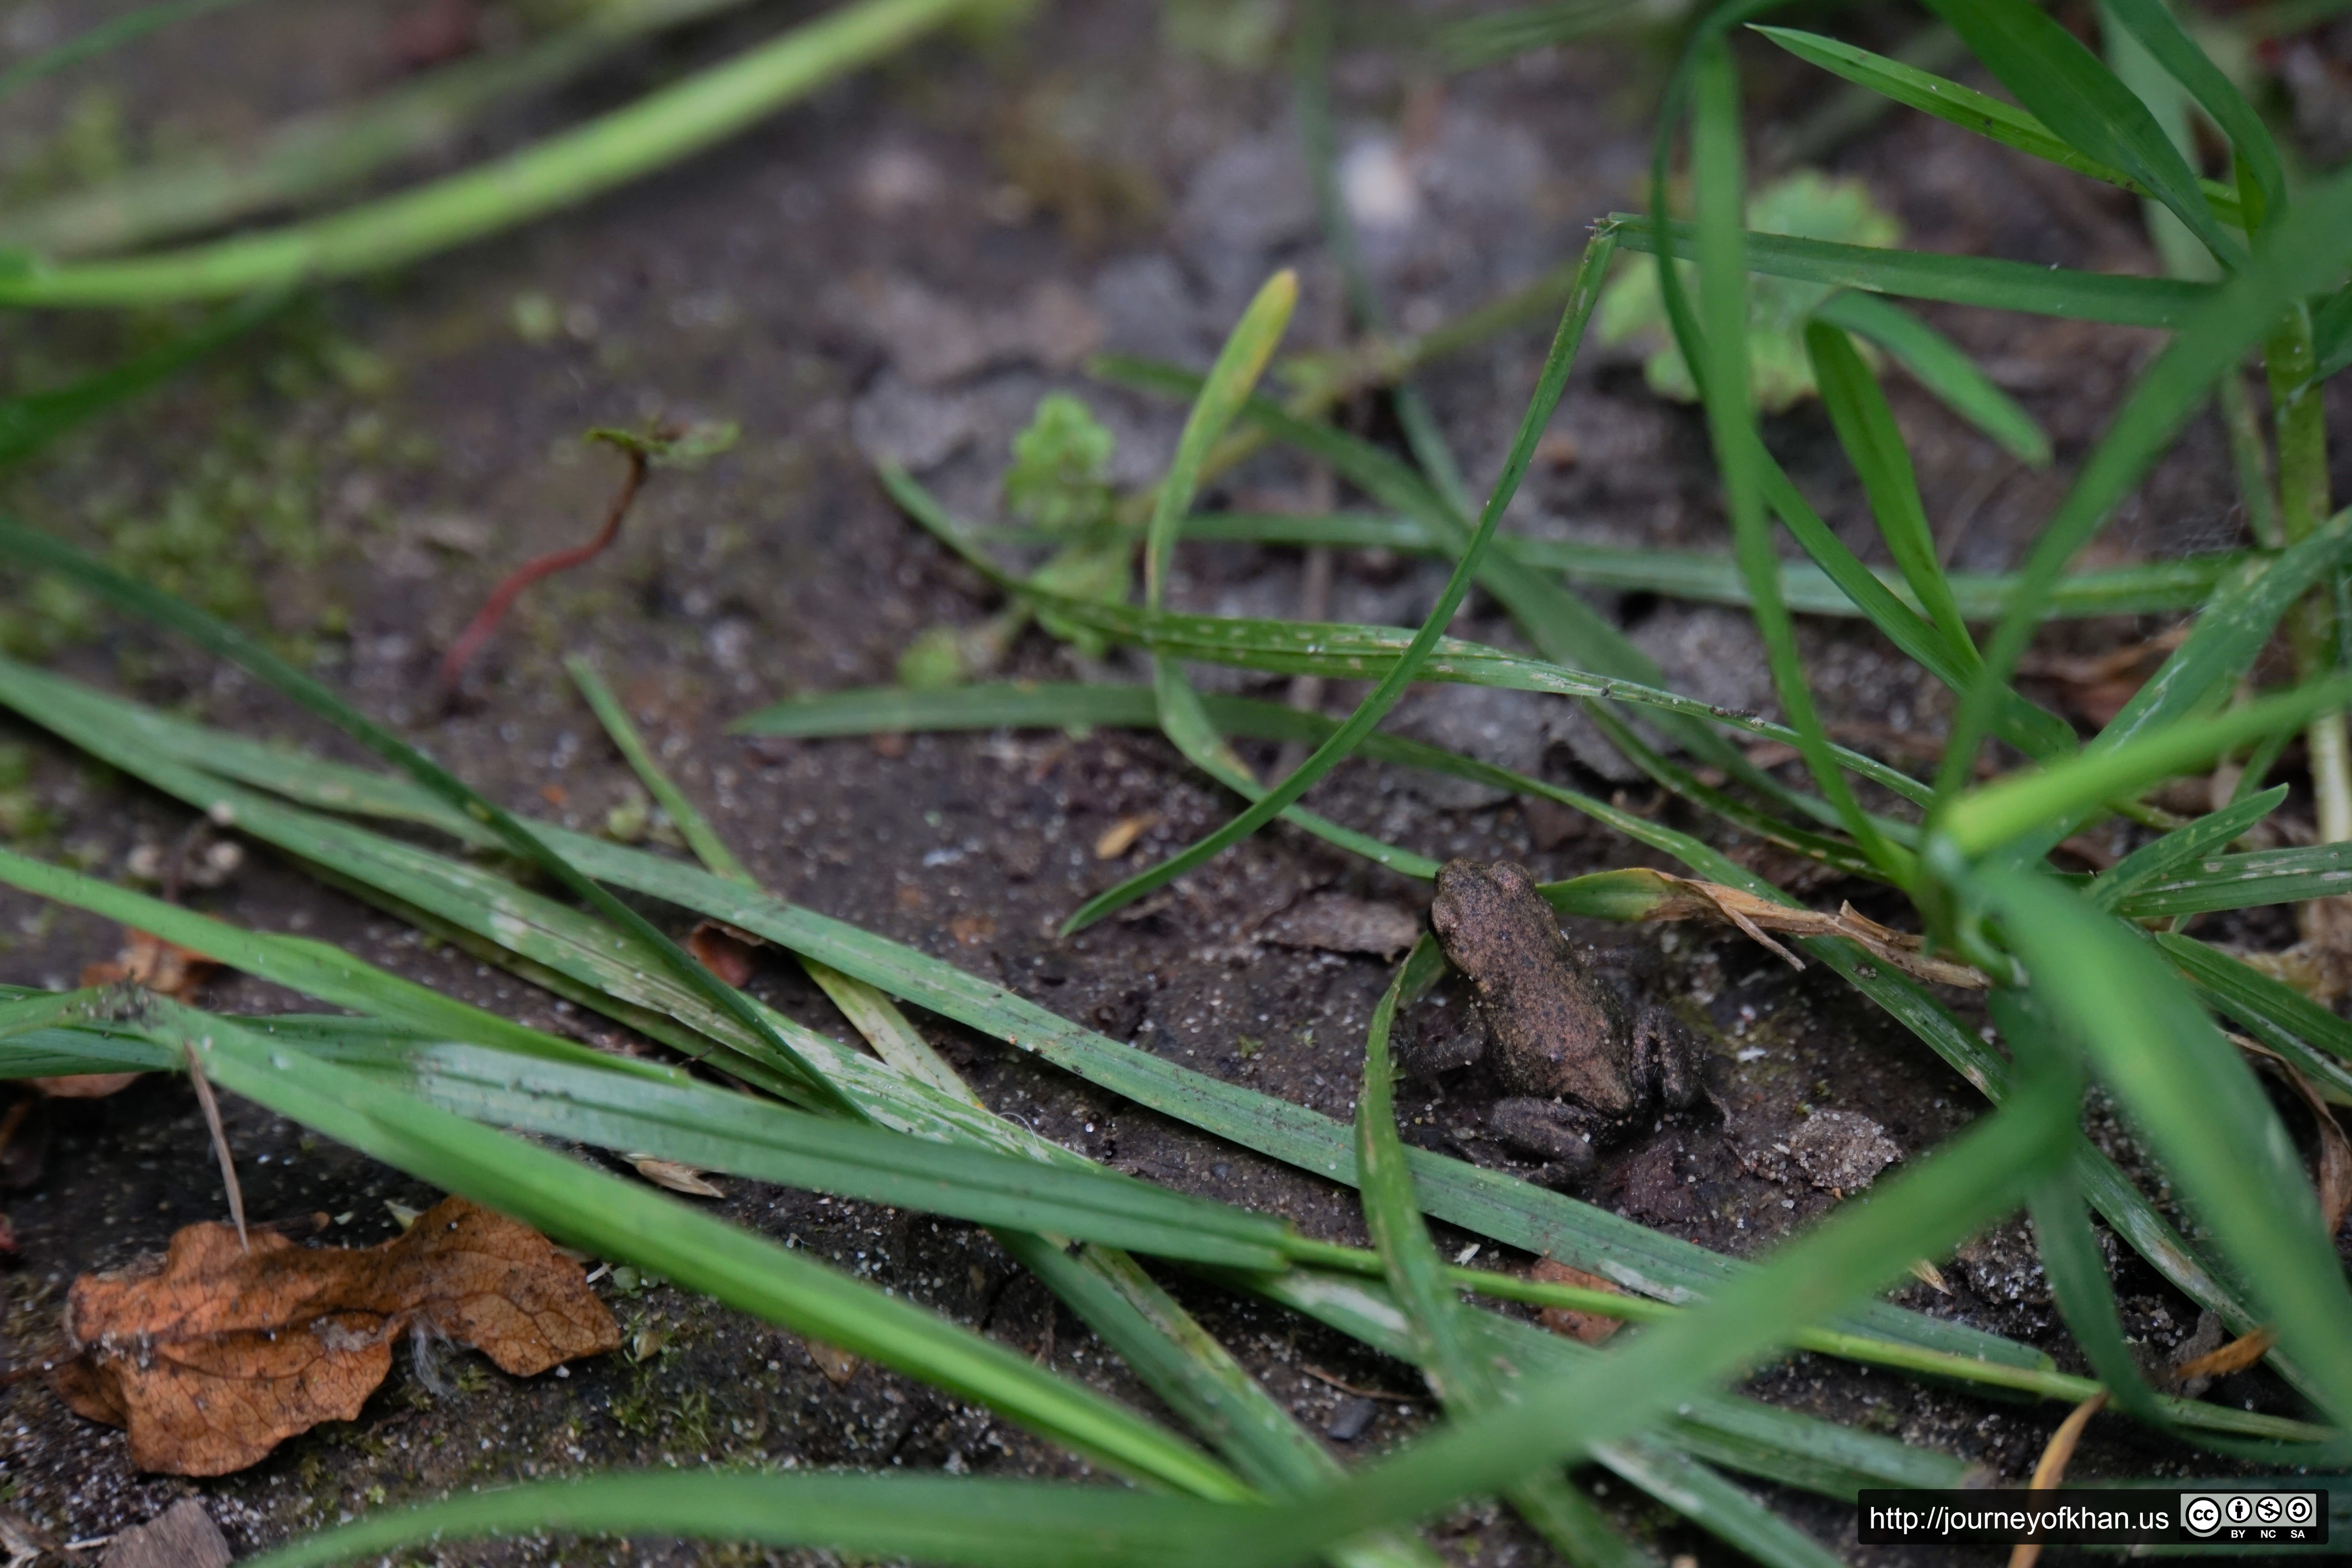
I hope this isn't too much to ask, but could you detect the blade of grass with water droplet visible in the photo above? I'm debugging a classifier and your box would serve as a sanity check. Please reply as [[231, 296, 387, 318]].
[[2088, 786, 2290, 909], [1056, 231, 1619, 933], [2107, 841, 2352, 916], [0, 520, 862, 1119]]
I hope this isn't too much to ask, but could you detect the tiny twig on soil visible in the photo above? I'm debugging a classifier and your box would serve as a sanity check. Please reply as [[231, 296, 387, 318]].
[[439, 439, 652, 693]]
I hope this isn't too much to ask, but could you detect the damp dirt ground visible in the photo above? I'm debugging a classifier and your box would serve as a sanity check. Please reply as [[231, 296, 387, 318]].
[[0, 4, 2342, 1564]]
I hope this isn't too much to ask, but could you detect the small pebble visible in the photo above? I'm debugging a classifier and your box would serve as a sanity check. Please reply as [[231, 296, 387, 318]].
[[1324, 1396, 1378, 1443]]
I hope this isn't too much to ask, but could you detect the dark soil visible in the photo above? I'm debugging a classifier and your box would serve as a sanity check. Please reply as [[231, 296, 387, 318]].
[[0, 3, 2333, 1564]]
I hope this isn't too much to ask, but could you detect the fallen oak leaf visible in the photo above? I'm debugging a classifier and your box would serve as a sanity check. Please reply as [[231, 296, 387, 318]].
[[685, 919, 763, 986], [58, 1195, 618, 1475], [1528, 1258, 1623, 1345]]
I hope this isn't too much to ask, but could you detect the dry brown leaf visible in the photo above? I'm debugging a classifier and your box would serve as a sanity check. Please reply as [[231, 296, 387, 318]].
[[80, 928, 216, 999], [34, 932, 221, 1099], [58, 1195, 618, 1475], [2174, 1325, 2276, 1385], [1093, 814, 1158, 860], [97, 1498, 231, 1568], [686, 920, 763, 987], [1529, 1258, 1624, 1345], [628, 1155, 726, 1198], [1909, 1259, 1952, 1295], [802, 1335, 862, 1385]]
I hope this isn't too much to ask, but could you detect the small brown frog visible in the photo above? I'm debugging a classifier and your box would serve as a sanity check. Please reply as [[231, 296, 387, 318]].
[[1427, 858, 1704, 1184]]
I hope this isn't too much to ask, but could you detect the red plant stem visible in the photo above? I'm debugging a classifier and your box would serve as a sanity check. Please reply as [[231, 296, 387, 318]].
[[439, 447, 648, 691]]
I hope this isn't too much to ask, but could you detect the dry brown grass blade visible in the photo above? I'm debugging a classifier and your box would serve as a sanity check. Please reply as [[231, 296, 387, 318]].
[[182, 1044, 247, 1253], [2174, 1325, 2278, 1385], [2007, 1390, 2108, 1568], [1629, 872, 1988, 987]]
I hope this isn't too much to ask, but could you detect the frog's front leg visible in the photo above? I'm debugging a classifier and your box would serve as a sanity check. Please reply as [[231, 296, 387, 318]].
[[1488, 1097, 1602, 1187]]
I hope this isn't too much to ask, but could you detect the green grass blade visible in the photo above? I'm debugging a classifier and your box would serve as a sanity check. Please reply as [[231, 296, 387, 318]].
[[1010, 1245, 1445, 1568], [1122, 279, 1439, 877], [1978, 869, 2352, 1425], [2089, 784, 2289, 909], [1687, 38, 1904, 877], [168, 1005, 1252, 1499], [353, 1042, 1296, 1269], [1924, 0, 2243, 266], [2099, 507, 2352, 751], [2025, 1163, 2172, 1425], [236, 1470, 1216, 1568], [1941, 167, 2352, 796], [0, 840, 677, 1081], [1253, 1267, 1962, 1500], [2101, 0, 2284, 230], [1812, 289, 2053, 466], [0, 0, 980, 307], [885, 477, 1938, 808], [1750, 25, 2247, 234], [2160, 932, 2352, 1101], [566, 654, 752, 884], [0, 292, 282, 466], [1192, 1084, 2084, 1567], [0, 0, 255, 104], [1353, 941, 1657, 1568], [0, 657, 2069, 1367], [2312, 281, 2352, 384], [1434, 1, 1655, 71], [1148, 271, 1297, 611], [566, 653, 976, 1102], [1605, 214, 2212, 328], [0, 0, 762, 262], [2109, 841, 2352, 916], [1064, 233, 1617, 931], [1805, 319, 1978, 664], [0, 520, 863, 1119], [1941, 673, 2352, 857], [1166, 511, 2234, 620], [1093, 356, 1887, 835]]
